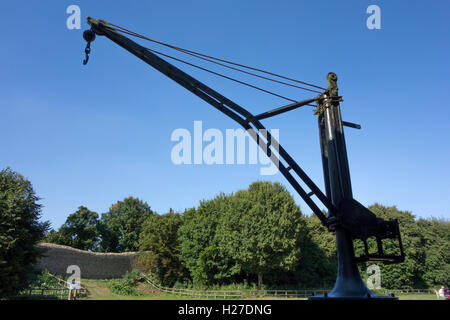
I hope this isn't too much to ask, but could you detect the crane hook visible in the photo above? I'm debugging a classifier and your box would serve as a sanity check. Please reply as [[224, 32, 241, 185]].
[[82, 29, 96, 65]]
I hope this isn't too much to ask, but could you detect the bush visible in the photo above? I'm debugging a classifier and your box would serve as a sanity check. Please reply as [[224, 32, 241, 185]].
[[26, 270, 64, 289], [172, 280, 192, 290], [108, 270, 142, 296]]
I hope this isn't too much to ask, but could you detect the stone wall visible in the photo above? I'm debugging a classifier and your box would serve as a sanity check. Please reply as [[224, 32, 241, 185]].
[[35, 242, 138, 279]]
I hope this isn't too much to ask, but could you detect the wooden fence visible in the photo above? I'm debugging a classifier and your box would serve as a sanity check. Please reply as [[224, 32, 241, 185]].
[[388, 289, 435, 294], [13, 272, 436, 300], [18, 288, 71, 300], [141, 274, 330, 299], [13, 273, 87, 300], [141, 274, 436, 299], [16, 287, 87, 300]]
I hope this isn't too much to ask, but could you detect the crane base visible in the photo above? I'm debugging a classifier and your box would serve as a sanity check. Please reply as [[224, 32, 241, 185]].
[[308, 293, 398, 300]]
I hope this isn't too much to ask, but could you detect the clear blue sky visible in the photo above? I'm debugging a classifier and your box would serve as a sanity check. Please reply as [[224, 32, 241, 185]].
[[1, 1, 449, 229]]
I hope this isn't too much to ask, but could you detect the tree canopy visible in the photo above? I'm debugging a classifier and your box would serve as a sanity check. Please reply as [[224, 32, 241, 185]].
[[178, 193, 230, 283], [57, 206, 99, 251], [138, 210, 187, 286], [99, 196, 154, 252], [0, 168, 49, 298], [31, 176, 449, 291], [216, 181, 303, 288], [178, 181, 307, 288]]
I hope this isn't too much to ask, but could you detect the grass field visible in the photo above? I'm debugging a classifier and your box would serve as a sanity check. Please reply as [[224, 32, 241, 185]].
[[79, 279, 440, 301]]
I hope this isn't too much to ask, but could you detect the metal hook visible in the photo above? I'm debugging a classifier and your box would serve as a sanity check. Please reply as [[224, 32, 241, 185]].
[[83, 42, 91, 65], [82, 29, 96, 65]]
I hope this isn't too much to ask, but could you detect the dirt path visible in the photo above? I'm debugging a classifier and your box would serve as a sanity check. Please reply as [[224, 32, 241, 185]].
[[82, 280, 123, 300]]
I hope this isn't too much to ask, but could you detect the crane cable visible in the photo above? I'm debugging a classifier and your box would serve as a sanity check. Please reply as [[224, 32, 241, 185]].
[[101, 23, 324, 103], [110, 27, 304, 103], [145, 46, 299, 103], [107, 23, 325, 91], [108, 23, 324, 94]]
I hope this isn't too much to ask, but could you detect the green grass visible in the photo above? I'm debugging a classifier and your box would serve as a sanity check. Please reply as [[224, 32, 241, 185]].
[[80, 279, 201, 300], [396, 293, 439, 300], [78, 279, 441, 300]]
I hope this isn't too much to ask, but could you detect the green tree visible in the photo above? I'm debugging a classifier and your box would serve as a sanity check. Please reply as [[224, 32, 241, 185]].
[[179, 182, 314, 288], [294, 214, 337, 288], [44, 229, 70, 246], [99, 196, 154, 252], [216, 181, 303, 289], [139, 210, 187, 286], [56, 206, 100, 251], [418, 218, 450, 287], [191, 245, 235, 286], [0, 168, 49, 298], [178, 193, 231, 280]]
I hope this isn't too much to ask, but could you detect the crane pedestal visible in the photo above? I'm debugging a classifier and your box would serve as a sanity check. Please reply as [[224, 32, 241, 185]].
[[310, 229, 396, 299], [309, 73, 397, 300]]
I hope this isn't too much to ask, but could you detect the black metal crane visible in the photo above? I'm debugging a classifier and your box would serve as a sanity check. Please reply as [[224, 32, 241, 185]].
[[82, 17, 404, 299]]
